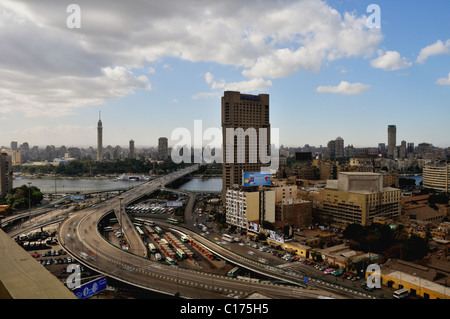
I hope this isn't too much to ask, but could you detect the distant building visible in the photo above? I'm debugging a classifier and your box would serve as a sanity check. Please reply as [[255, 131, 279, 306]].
[[423, 162, 450, 192], [335, 137, 344, 159], [10, 141, 18, 151], [129, 139, 135, 159], [387, 125, 396, 159], [321, 172, 401, 226], [0, 152, 13, 197], [97, 112, 103, 162], [158, 137, 168, 160]]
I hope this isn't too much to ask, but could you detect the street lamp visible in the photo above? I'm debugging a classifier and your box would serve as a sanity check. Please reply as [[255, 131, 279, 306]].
[[27, 181, 32, 222]]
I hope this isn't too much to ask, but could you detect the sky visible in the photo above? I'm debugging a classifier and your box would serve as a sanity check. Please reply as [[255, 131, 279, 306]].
[[0, 0, 449, 149]]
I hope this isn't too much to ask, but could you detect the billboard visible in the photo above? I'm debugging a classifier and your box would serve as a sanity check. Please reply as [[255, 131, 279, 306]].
[[166, 201, 183, 207], [248, 221, 260, 234], [243, 172, 271, 187], [283, 224, 294, 242], [72, 276, 107, 299], [268, 230, 284, 244]]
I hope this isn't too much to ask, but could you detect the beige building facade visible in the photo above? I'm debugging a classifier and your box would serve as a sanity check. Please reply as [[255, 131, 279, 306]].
[[322, 172, 401, 226]]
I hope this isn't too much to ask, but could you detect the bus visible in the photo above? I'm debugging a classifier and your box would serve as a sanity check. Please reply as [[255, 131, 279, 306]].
[[227, 266, 239, 278], [148, 243, 156, 253], [393, 288, 409, 299], [221, 234, 233, 242], [167, 217, 179, 225], [154, 226, 162, 234], [180, 235, 189, 243], [176, 248, 186, 259], [136, 226, 144, 237], [166, 257, 176, 265]]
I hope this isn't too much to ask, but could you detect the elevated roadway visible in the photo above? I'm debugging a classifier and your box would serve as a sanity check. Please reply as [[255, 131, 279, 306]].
[[57, 165, 357, 299]]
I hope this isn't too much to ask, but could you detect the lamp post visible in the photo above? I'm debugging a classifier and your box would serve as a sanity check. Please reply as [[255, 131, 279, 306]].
[[27, 181, 32, 222]]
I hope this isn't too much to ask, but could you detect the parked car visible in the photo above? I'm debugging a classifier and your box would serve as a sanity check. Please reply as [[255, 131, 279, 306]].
[[333, 270, 344, 276], [324, 268, 334, 275]]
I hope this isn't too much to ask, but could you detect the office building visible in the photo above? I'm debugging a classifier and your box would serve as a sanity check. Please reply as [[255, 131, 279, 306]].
[[326, 137, 344, 160], [399, 140, 407, 159], [335, 137, 344, 159], [275, 199, 312, 229], [129, 139, 135, 159], [321, 172, 401, 226], [10, 141, 18, 151], [387, 125, 396, 159], [97, 112, 103, 162], [0, 152, 13, 197], [378, 143, 386, 156], [158, 137, 169, 160], [225, 187, 275, 230], [221, 91, 270, 200], [423, 162, 450, 192]]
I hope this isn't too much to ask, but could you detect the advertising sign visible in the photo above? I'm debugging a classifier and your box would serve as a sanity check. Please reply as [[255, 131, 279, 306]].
[[283, 224, 294, 242], [166, 201, 183, 207], [268, 230, 284, 244], [248, 221, 260, 234], [243, 172, 271, 187], [72, 276, 107, 299]]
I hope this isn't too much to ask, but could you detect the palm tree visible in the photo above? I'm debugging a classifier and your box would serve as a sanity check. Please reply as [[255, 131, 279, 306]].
[[393, 224, 409, 242]]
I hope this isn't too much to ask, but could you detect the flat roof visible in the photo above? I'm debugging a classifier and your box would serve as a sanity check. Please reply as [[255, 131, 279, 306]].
[[0, 229, 76, 299]]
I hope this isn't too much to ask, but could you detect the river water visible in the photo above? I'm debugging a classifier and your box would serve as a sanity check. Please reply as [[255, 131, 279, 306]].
[[14, 175, 418, 194], [13, 177, 223, 194]]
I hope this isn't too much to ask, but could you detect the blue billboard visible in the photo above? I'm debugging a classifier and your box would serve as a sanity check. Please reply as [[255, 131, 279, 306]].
[[166, 201, 183, 207], [243, 172, 271, 187], [72, 276, 107, 299]]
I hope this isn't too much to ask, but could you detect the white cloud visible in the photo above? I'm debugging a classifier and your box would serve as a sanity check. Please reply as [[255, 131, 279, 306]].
[[0, 66, 151, 118], [194, 72, 272, 99], [417, 39, 450, 64], [370, 50, 412, 71], [316, 81, 370, 95], [436, 73, 450, 85], [0, 0, 383, 117]]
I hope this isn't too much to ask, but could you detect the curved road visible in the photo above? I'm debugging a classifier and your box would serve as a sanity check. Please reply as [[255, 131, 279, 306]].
[[58, 165, 352, 299]]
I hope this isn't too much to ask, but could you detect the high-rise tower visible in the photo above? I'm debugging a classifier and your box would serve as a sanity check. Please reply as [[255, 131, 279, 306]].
[[221, 91, 270, 201], [387, 125, 396, 159], [158, 137, 168, 160], [97, 111, 103, 162]]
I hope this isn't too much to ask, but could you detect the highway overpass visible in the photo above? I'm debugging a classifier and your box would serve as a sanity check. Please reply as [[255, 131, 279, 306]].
[[58, 164, 346, 299]]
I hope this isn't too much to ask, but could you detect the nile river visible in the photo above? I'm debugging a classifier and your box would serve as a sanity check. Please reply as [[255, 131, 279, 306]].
[[13, 177, 222, 194]]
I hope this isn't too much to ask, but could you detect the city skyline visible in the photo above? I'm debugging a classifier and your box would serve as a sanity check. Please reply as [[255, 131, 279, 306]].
[[1, 1, 450, 148]]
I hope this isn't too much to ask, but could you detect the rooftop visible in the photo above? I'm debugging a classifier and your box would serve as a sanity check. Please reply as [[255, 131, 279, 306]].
[[0, 229, 76, 299]]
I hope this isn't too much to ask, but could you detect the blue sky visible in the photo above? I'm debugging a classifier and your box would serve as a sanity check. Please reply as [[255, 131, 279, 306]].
[[0, 0, 449, 149]]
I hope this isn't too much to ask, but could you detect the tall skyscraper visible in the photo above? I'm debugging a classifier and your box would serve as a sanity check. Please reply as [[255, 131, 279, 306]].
[[0, 152, 13, 197], [10, 141, 18, 151], [158, 137, 168, 160], [129, 139, 135, 159], [387, 125, 396, 159], [97, 112, 103, 162], [335, 136, 344, 159], [221, 91, 270, 201]]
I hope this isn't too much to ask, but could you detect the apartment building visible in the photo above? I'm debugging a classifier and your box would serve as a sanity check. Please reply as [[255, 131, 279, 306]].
[[321, 172, 401, 226]]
